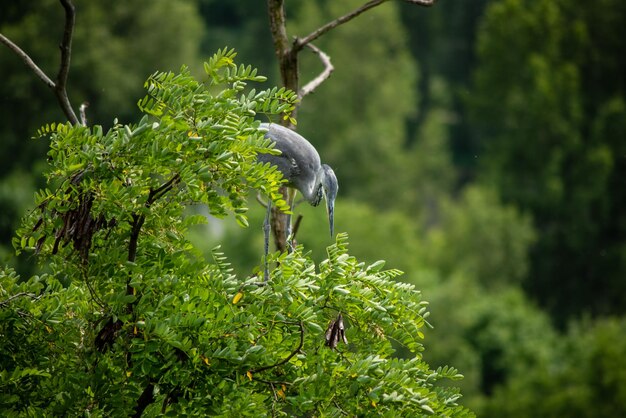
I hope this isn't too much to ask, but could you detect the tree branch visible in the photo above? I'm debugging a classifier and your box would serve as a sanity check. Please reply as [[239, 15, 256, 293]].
[[295, 0, 435, 52], [267, 0, 298, 96], [0, 34, 55, 88], [265, 0, 436, 252], [127, 173, 181, 301], [79, 102, 89, 126], [54, 0, 79, 125], [403, 0, 436, 5], [251, 321, 304, 374], [0, 292, 41, 309], [0, 0, 80, 125], [295, 0, 387, 51], [132, 382, 155, 418], [299, 43, 334, 99], [147, 174, 181, 205]]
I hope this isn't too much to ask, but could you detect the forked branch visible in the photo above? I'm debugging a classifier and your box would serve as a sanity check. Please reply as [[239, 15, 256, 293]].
[[299, 43, 334, 99], [0, 0, 79, 125]]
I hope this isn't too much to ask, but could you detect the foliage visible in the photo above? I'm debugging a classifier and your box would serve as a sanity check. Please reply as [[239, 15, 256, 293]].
[[470, 0, 626, 323], [0, 51, 471, 417], [4, 0, 625, 415], [0, 0, 204, 275], [426, 186, 536, 288], [424, 277, 556, 413], [481, 317, 626, 418], [200, 198, 425, 279]]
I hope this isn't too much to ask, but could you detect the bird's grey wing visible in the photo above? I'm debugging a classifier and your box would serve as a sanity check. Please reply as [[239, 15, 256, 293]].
[[258, 123, 321, 200], [257, 151, 300, 185]]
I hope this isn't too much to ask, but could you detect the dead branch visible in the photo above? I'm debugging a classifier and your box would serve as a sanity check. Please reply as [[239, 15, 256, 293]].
[[403, 0, 436, 5], [0, 292, 42, 309], [265, 0, 436, 252], [299, 43, 334, 99], [0, 35, 55, 89], [295, 0, 387, 51], [79, 102, 89, 126], [55, 0, 79, 124], [0, 0, 80, 125], [295, 0, 436, 52]]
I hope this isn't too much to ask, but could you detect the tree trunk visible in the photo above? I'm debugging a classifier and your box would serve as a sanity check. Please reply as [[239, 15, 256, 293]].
[[267, 0, 299, 252]]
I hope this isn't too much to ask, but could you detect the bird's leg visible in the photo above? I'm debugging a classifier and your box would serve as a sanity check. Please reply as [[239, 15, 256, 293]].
[[263, 198, 272, 282], [286, 188, 297, 253]]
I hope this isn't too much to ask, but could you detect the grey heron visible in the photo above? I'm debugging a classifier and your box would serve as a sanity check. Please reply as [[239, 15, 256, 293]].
[[258, 123, 338, 280]]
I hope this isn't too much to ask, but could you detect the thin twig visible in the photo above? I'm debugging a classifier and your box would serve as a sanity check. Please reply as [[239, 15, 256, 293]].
[[0, 34, 55, 88], [333, 399, 350, 416], [295, 0, 387, 51], [256, 192, 269, 209], [0, 292, 41, 308], [81, 263, 106, 310], [295, 0, 435, 52], [290, 214, 303, 246], [298, 43, 334, 99], [403, 0, 435, 5], [251, 321, 304, 373], [254, 377, 293, 387], [79, 102, 89, 126]]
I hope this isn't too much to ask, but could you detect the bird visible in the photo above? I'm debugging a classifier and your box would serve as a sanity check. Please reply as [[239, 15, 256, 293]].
[[257, 122, 338, 280]]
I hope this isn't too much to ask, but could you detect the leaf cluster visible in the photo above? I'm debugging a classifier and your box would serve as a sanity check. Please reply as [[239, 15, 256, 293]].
[[1, 50, 471, 416], [17, 48, 294, 263]]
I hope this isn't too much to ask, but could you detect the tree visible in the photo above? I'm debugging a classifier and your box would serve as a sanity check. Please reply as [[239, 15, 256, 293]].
[[0, 2, 472, 416], [469, 0, 626, 324], [481, 318, 626, 418], [0, 47, 471, 417], [0, 0, 203, 275]]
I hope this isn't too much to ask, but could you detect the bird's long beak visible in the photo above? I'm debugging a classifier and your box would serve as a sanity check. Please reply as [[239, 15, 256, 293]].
[[326, 199, 335, 237]]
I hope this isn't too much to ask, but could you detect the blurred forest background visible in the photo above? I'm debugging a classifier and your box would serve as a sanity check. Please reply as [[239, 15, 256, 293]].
[[1, 0, 625, 415]]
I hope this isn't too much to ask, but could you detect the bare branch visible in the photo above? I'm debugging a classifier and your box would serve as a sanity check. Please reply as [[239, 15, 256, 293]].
[[55, 0, 79, 125], [79, 102, 89, 126], [403, 0, 436, 5], [295, 0, 387, 51], [295, 0, 435, 52], [0, 34, 55, 88], [266, 0, 289, 56], [0, 292, 41, 309], [256, 192, 269, 209], [57, 0, 75, 87], [299, 43, 334, 99], [0, 0, 80, 125]]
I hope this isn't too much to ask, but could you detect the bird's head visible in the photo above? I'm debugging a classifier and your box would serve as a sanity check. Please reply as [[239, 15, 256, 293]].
[[320, 164, 338, 237]]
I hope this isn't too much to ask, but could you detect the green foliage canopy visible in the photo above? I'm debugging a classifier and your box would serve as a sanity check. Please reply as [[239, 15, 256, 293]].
[[0, 50, 471, 417]]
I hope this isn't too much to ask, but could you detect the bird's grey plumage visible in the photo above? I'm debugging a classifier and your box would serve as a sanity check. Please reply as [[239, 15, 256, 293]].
[[258, 123, 338, 281], [258, 122, 338, 233], [258, 123, 323, 204]]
